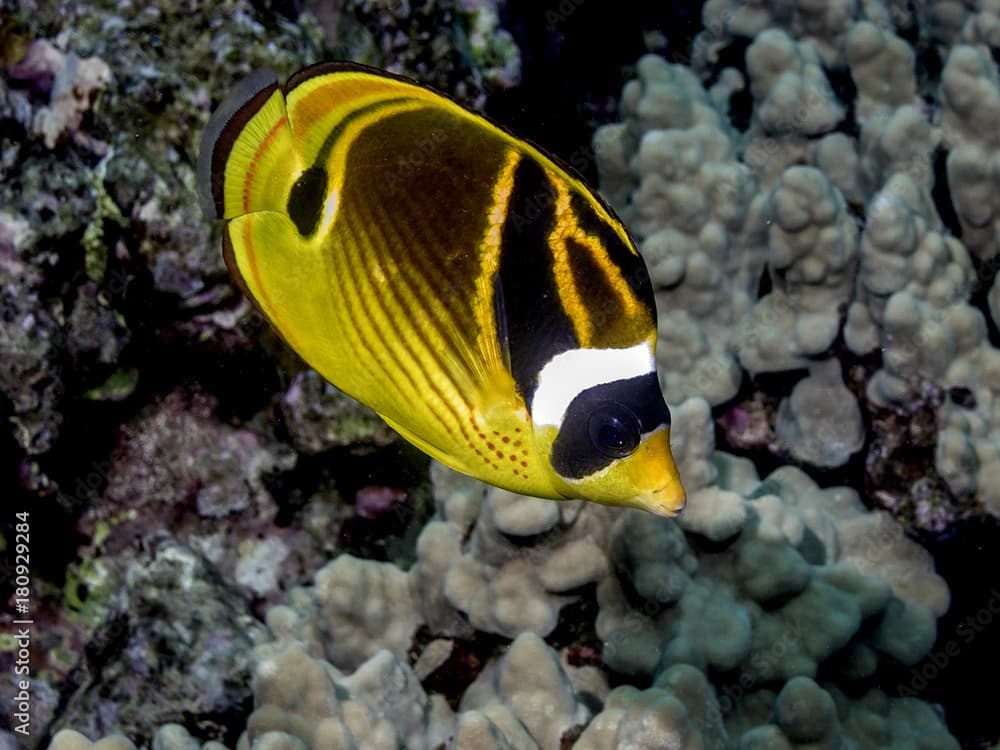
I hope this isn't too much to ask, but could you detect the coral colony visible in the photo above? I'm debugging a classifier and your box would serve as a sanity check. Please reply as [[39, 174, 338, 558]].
[[3, 0, 1000, 749]]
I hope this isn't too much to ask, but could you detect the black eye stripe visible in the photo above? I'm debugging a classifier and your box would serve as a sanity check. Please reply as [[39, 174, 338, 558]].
[[549, 373, 671, 479]]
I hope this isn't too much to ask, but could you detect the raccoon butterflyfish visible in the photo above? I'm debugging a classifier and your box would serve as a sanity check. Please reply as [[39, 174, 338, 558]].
[[197, 62, 685, 516]]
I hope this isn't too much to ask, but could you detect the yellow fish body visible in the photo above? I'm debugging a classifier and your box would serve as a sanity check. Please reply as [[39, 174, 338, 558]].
[[197, 62, 685, 515]]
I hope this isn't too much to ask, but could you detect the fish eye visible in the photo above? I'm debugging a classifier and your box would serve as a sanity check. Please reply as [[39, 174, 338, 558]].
[[587, 402, 641, 459]]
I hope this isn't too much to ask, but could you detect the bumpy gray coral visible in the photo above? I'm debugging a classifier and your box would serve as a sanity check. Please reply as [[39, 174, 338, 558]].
[[733, 166, 858, 374], [313, 554, 422, 670], [415, 480, 612, 639], [15, 0, 999, 747], [74, 394, 943, 750], [461, 632, 589, 748], [774, 359, 864, 468], [846, 21, 920, 120], [596, 6, 1000, 526], [244, 639, 452, 750], [593, 54, 767, 406]]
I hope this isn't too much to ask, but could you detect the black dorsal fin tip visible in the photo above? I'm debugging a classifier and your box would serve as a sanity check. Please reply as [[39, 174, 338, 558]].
[[197, 68, 280, 220], [284, 60, 410, 95]]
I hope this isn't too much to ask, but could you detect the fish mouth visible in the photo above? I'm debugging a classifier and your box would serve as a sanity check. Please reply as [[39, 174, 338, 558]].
[[633, 482, 686, 517]]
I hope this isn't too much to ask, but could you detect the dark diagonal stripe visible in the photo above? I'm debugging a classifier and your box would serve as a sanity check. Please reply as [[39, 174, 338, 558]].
[[498, 157, 579, 405], [565, 236, 627, 335], [357, 169, 470, 357], [341, 105, 504, 342], [353, 182, 469, 397], [569, 191, 655, 321]]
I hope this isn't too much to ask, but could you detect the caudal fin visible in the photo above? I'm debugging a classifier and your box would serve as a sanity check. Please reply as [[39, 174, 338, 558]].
[[197, 68, 299, 221]]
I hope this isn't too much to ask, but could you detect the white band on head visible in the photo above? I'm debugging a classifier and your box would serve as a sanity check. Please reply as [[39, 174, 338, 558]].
[[531, 342, 655, 428]]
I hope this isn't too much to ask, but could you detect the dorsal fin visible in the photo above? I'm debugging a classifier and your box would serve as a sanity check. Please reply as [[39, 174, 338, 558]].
[[197, 68, 296, 221]]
